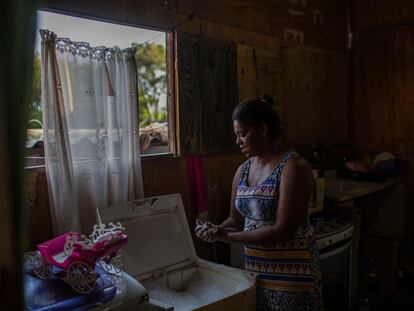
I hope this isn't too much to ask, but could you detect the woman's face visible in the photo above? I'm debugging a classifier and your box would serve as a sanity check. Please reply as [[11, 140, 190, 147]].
[[233, 120, 263, 158]]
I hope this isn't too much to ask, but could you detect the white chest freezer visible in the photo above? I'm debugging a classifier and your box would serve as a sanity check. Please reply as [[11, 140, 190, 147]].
[[98, 194, 256, 311]]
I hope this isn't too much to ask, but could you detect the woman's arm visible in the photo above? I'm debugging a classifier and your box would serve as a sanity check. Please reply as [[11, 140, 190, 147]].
[[195, 164, 244, 241], [217, 157, 314, 245]]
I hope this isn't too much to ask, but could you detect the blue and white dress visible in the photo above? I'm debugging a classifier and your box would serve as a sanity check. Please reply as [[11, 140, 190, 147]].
[[235, 151, 323, 310]]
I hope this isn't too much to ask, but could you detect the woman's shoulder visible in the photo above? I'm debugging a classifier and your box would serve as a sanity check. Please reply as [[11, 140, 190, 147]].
[[241, 157, 253, 167], [272, 149, 297, 168], [234, 158, 250, 176], [232, 158, 252, 187], [279, 151, 314, 193], [282, 151, 312, 176], [285, 149, 300, 160]]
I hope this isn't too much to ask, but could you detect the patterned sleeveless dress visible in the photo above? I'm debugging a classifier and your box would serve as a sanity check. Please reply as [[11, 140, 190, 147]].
[[235, 151, 323, 311]]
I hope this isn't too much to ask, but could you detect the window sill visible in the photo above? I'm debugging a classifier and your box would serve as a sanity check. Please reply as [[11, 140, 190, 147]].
[[140, 152, 175, 160], [140, 143, 174, 158], [24, 165, 46, 172], [25, 153, 45, 171], [24, 137, 174, 170]]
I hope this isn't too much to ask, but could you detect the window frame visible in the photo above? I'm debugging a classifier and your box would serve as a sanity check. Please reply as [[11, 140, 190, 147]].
[[139, 30, 177, 157], [25, 9, 178, 170]]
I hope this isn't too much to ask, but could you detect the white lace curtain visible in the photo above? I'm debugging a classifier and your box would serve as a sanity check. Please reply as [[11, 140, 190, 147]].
[[41, 30, 144, 235]]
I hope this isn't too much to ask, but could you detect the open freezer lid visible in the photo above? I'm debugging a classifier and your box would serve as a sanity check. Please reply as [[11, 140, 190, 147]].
[[98, 194, 198, 281]]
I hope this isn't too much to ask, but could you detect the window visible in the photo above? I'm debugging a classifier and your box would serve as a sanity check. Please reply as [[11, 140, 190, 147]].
[[26, 10, 175, 168]]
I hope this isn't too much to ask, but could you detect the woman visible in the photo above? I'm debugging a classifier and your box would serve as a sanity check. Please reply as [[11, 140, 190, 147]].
[[195, 95, 323, 310]]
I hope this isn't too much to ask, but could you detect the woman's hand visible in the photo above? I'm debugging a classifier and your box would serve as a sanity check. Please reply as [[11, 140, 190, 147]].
[[195, 218, 217, 242], [195, 218, 228, 243]]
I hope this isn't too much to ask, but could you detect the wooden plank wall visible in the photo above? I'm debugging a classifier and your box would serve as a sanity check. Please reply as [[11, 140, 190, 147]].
[[25, 172, 54, 250], [198, 37, 238, 154], [352, 0, 414, 31], [351, 0, 414, 266], [176, 32, 202, 154], [281, 47, 348, 145], [31, 0, 349, 259], [180, 0, 347, 50], [177, 32, 239, 155]]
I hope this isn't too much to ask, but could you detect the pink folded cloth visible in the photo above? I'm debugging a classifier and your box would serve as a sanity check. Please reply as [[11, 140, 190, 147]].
[[186, 155, 208, 217]]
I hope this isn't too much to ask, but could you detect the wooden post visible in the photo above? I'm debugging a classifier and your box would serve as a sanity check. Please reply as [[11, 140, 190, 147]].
[[0, 0, 37, 309]]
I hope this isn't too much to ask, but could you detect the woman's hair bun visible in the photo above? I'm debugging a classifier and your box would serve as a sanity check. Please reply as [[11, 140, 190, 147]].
[[260, 94, 274, 106], [233, 94, 282, 139]]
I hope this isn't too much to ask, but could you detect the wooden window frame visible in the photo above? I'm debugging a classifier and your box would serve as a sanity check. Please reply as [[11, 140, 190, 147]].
[[141, 30, 177, 157], [25, 9, 178, 168]]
